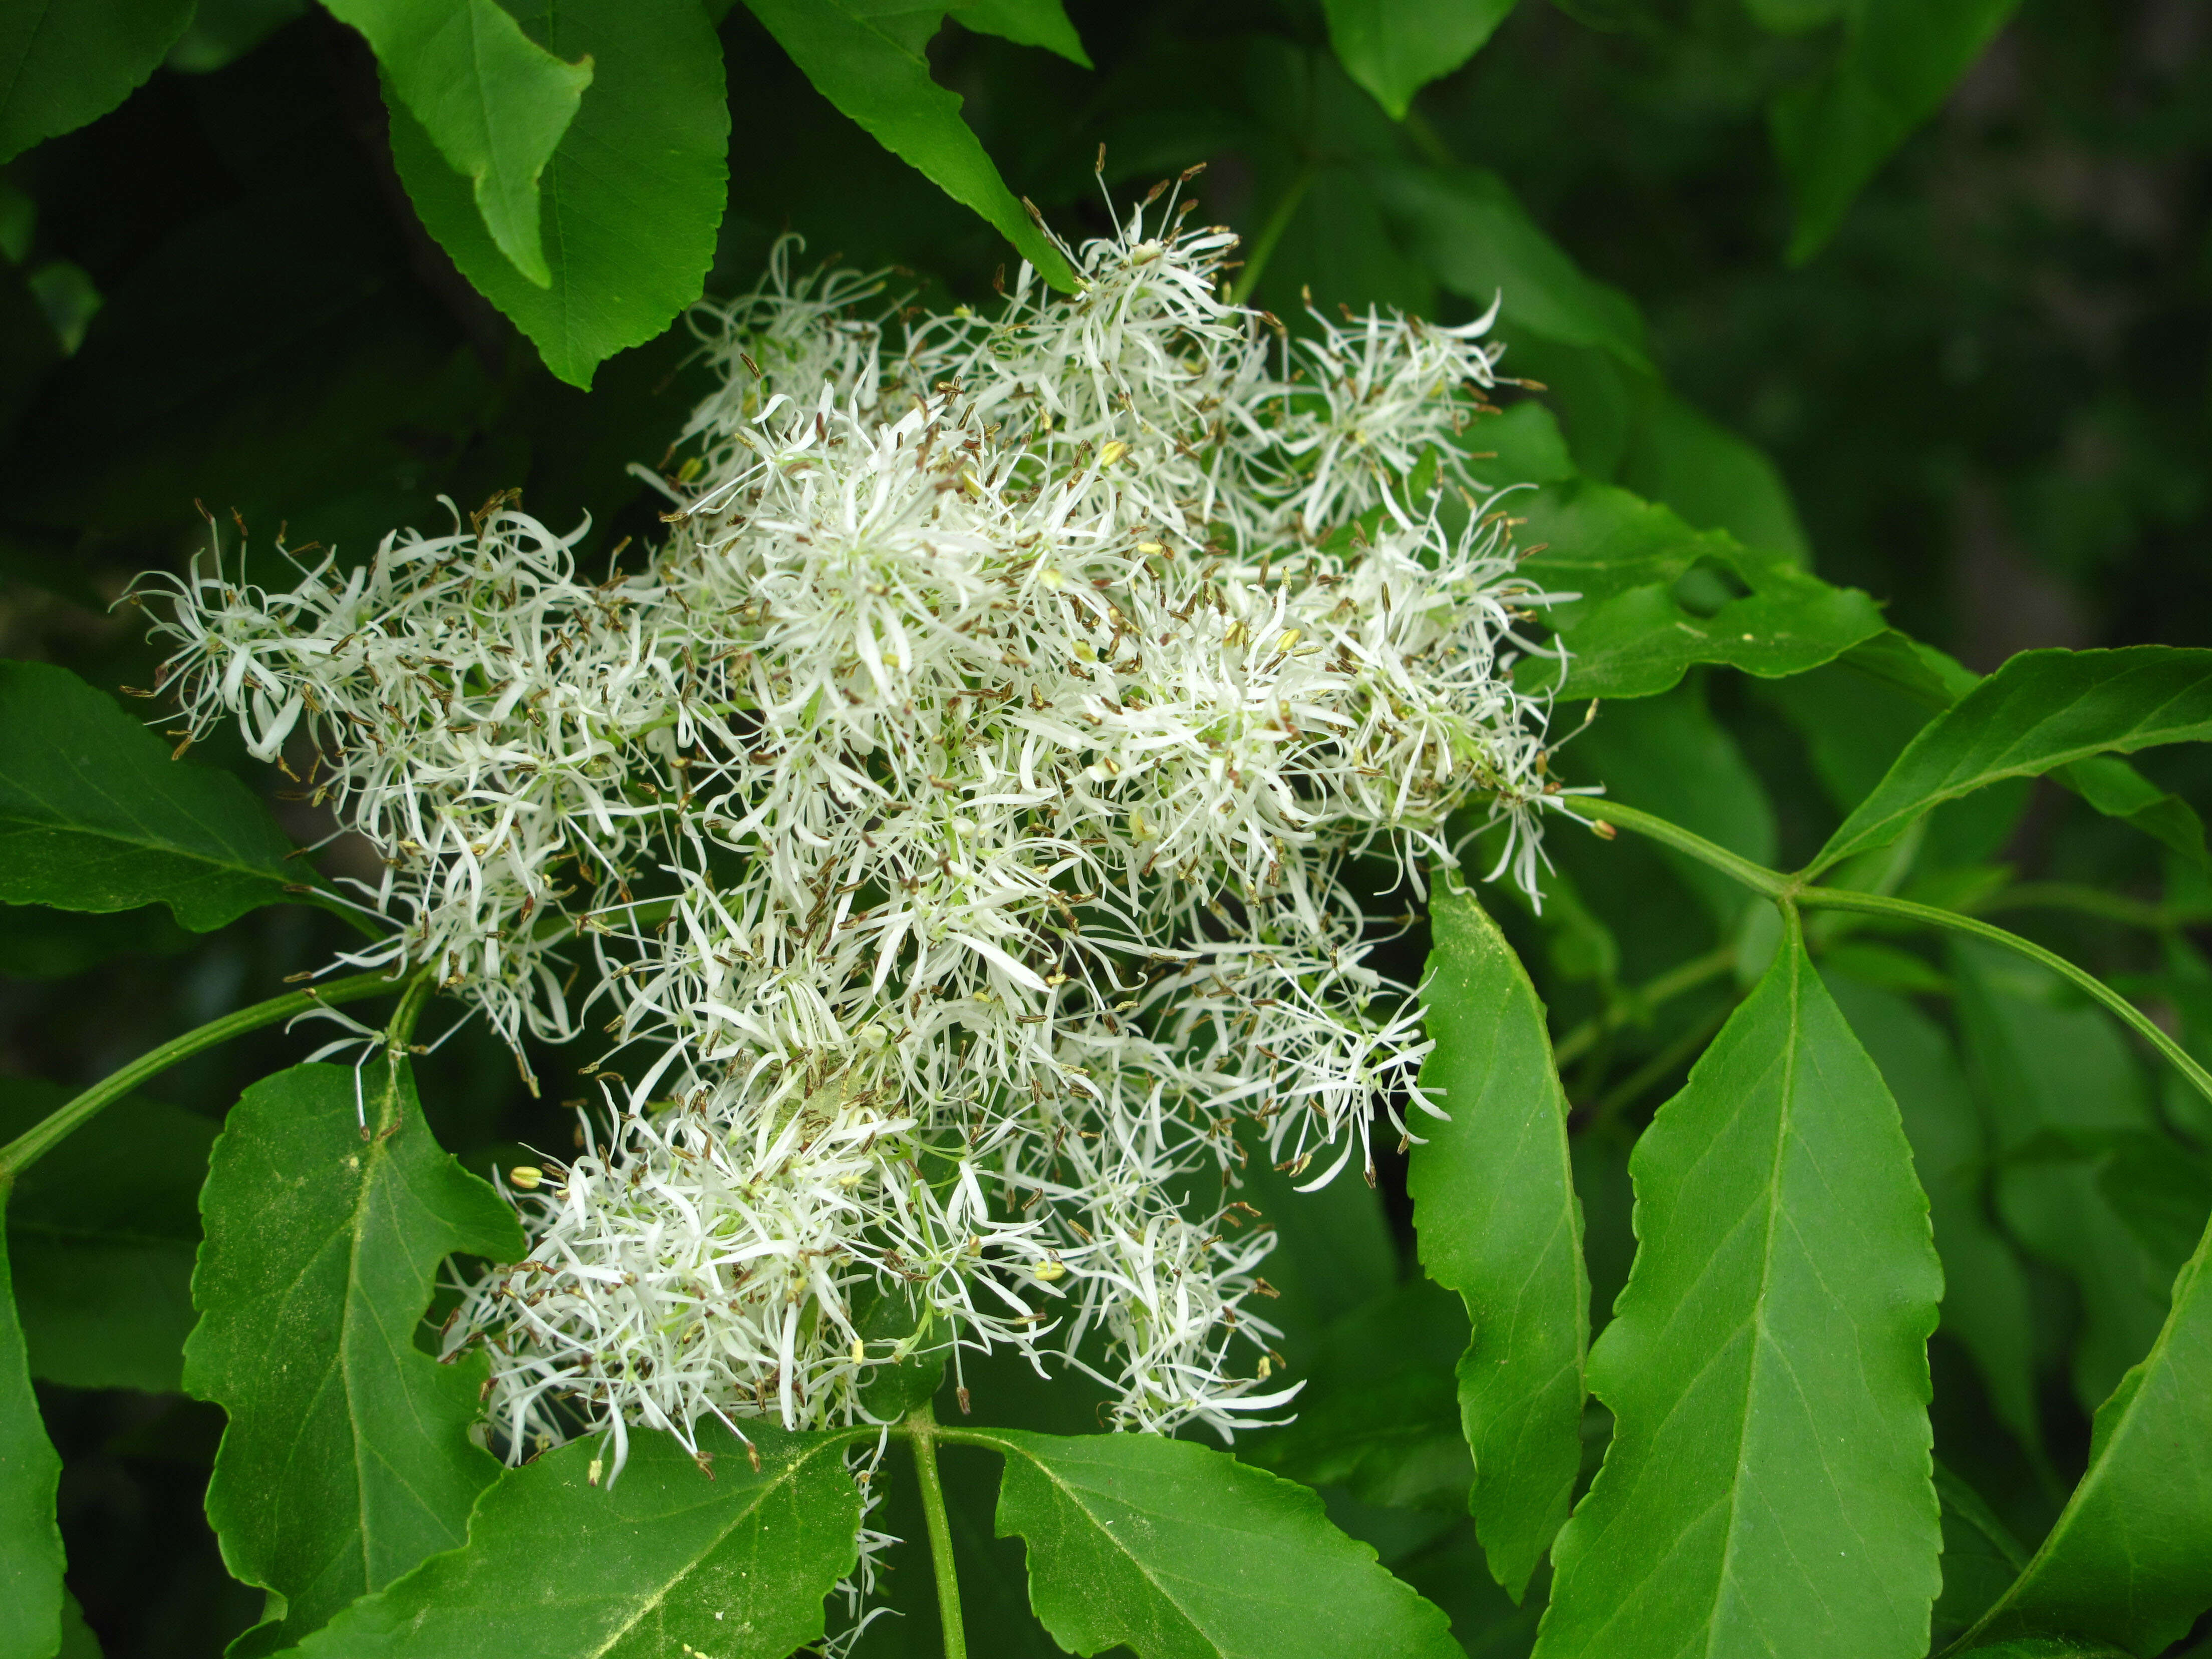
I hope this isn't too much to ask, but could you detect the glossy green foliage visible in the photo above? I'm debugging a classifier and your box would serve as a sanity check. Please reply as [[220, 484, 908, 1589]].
[[1535, 917, 1942, 1658], [184, 1062, 526, 1654], [958, 0, 1089, 67], [0, 1206, 65, 1659], [1322, 0, 1518, 121], [0, 1078, 212, 1393], [1770, 0, 2025, 262], [0, 0, 192, 163], [740, 0, 1076, 293], [0, 661, 300, 931], [326, 0, 593, 288], [387, 0, 728, 388], [1932, 1463, 2030, 1648], [1408, 879, 1587, 1599], [1813, 647, 2212, 874], [284, 1424, 863, 1659], [978, 1427, 1463, 1657], [1515, 481, 1885, 699]]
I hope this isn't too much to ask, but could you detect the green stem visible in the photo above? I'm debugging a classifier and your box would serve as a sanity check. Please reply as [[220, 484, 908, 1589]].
[[906, 1403, 967, 1659], [1552, 945, 1735, 1069], [1575, 797, 1790, 898], [0, 968, 410, 1181], [1795, 887, 2212, 1110], [1230, 163, 1315, 306], [1583, 798, 2212, 1115]]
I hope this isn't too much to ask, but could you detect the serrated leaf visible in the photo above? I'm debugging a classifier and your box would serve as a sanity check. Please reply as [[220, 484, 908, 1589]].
[[282, 1423, 862, 1659], [1825, 978, 2039, 1454], [1810, 646, 2212, 877], [1321, 2, 1517, 121], [1246, 1277, 1473, 1513], [1955, 1207, 2212, 1652], [1514, 480, 1885, 700], [741, 0, 1077, 293], [0, 661, 302, 931], [1533, 915, 1943, 1659], [1407, 879, 1587, 1599], [386, 0, 728, 389], [184, 1060, 527, 1653], [0, 0, 194, 164], [327, 0, 593, 288], [958, 0, 1090, 66], [976, 1426, 1462, 1657], [0, 1077, 213, 1393], [1771, 0, 2023, 263], [0, 1204, 65, 1659]]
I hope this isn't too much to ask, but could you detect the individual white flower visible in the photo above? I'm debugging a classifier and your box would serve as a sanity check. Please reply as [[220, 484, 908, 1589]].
[[136, 181, 1583, 1478]]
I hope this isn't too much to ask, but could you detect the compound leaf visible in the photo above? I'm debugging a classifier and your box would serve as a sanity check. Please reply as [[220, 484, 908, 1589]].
[[1772, 0, 2024, 263], [184, 1061, 526, 1654], [0, 1205, 64, 1659], [0, 0, 194, 164], [326, 0, 593, 288], [1408, 877, 1587, 1600], [282, 1423, 862, 1659], [0, 1076, 214, 1394], [0, 660, 301, 931], [741, 0, 1077, 292], [1811, 647, 2212, 876], [1323, 0, 1518, 121], [386, 0, 728, 388], [1534, 916, 1943, 1659], [979, 1427, 1461, 1657]]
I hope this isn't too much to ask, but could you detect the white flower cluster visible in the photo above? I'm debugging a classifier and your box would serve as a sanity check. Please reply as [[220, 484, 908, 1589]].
[[136, 189, 1572, 1475]]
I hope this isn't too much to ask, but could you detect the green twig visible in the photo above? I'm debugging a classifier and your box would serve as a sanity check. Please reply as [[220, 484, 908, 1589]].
[[0, 968, 410, 1181], [1575, 797, 1790, 899], [1552, 946, 1735, 1069], [1795, 887, 2212, 1111], [905, 1402, 967, 1659]]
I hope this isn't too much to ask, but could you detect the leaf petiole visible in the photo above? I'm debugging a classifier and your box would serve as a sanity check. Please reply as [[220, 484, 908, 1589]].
[[903, 1401, 968, 1659], [0, 968, 411, 1181]]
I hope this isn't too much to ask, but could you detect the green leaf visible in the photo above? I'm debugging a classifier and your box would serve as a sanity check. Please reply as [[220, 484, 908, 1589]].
[[0, 1202, 65, 1659], [166, 0, 311, 74], [0, 661, 303, 931], [1614, 386, 1810, 563], [0, 0, 194, 164], [1932, 1460, 2030, 1646], [1953, 1643, 2134, 1658], [1514, 481, 1886, 700], [1247, 1277, 1473, 1513], [957, 0, 1090, 66], [1826, 978, 2040, 1453], [1322, 0, 1518, 121], [1811, 647, 2212, 877], [975, 1426, 1463, 1657], [385, 0, 729, 389], [1533, 915, 1943, 1659], [740, 0, 1077, 293], [0, 1077, 214, 1393], [2051, 753, 2209, 871], [1955, 1205, 2212, 1652], [282, 1423, 863, 1659], [184, 1060, 527, 1653], [1950, 941, 2173, 1414], [326, 0, 594, 287], [1370, 164, 1648, 371], [1771, 0, 2024, 263], [1407, 878, 1587, 1599], [55, 1590, 99, 1659]]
